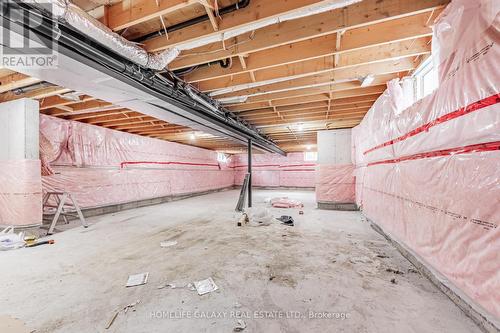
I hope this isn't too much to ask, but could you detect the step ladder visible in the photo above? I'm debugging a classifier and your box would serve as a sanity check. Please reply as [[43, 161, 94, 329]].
[[42, 191, 88, 235]]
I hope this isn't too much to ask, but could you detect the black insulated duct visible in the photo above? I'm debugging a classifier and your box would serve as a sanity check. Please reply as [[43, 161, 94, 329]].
[[133, 0, 251, 44]]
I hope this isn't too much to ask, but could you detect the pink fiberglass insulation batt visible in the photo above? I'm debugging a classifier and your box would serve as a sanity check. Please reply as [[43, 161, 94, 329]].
[[232, 152, 315, 188], [270, 197, 304, 208], [315, 164, 355, 203], [352, 0, 499, 318], [0, 160, 42, 227], [39, 115, 233, 208]]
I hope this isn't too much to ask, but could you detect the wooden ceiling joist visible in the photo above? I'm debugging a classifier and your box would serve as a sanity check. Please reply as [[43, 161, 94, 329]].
[[240, 104, 373, 120], [76, 112, 141, 124], [144, 0, 336, 51], [0, 86, 71, 103], [64, 110, 132, 122], [227, 85, 387, 108], [106, 0, 200, 31], [215, 71, 400, 101], [198, 53, 414, 93], [167, 0, 446, 68], [227, 92, 382, 112], [180, 12, 435, 77], [0, 72, 40, 94], [39, 95, 95, 110], [251, 113, 367, 126]]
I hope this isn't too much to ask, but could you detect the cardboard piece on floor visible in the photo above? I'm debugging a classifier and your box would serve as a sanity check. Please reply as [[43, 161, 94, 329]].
[[160, 241, 177, 248], [126, 273, 149, 287], [0, 315, 32, 333], [193, 277, 218, 295]]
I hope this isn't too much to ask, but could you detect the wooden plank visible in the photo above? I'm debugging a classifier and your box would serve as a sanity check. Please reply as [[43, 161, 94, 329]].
[[47, 105, 125, 117], [0, 86, 70, 103], [199, 0, 219, 31], [250, 113, 367, 125], [144, 0, 333, 51], [147, 0, 447, 53], [106, 0, 200, 31], [63, 110, 133, 121], [241, 102, 374, 119], [110, 121, 167, 131], [199, 54, 415, 93], [232, 84, 386, 104], [228, 93, 382, 112], [216, 71, 399, 101], [178, 10, 437, 74], [75, 112, 140, 124], [0, 72, 40, 93], [39, 95, 94, 110]]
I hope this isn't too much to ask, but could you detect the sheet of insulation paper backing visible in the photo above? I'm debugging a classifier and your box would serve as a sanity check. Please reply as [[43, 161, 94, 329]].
[[39, 115, 234, 209], [315, 164, 355, 203], [0, 160, 42, 227], [351, 0, 500, 318], [232, 153, 315, 188]]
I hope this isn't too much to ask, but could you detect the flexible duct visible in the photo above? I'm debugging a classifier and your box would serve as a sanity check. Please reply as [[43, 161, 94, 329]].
[[23, 0, 179, 70]]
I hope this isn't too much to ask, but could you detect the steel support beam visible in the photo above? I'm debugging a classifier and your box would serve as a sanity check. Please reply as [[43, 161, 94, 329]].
[[247, 138, 252, 208]]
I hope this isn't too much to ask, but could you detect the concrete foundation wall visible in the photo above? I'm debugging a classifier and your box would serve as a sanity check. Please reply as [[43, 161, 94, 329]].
[[0, 98, 42, 227], [316, 129, 355, 206]]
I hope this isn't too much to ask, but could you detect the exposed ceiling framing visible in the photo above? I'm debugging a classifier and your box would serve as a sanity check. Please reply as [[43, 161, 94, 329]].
[[1, 0, 449, 153]]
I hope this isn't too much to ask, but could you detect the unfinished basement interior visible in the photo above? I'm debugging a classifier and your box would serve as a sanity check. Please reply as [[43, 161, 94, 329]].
[[0, 0, 498, 332]]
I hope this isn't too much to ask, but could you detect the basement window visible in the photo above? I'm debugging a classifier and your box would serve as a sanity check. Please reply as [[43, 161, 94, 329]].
[[304, 151, 318, 162], [217, 152, 228, 163], [413, 56, 438, 100]]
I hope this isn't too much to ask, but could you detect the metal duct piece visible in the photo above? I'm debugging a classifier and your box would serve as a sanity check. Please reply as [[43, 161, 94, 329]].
[[218, 95, 248, 104], [185, 85, 223, 114], [13, 81, 54, 94], [23, 0, 179, 70]]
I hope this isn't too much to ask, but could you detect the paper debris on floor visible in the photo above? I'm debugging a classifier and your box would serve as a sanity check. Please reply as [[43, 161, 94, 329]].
[[0, 315, 33, 333], [270, 197, 303, 208], [126, 272, 149, 287], [233, 319, 247, 332], [193, 277, 218, 295], [160, 240, 178, 248], [245, 207, 274, 226], [0, 226, 26, 251], [158, 282, 196, 291], [123, 300, 140, 313]]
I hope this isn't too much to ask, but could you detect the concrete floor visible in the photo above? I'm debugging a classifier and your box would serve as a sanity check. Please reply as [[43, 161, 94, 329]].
[[0, 190, 481, 333]]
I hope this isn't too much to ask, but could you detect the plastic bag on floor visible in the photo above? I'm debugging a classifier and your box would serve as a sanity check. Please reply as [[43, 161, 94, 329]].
[[271, 197, 304, 208], [245, 207, 275, 226], [0, 226, 25, 251]]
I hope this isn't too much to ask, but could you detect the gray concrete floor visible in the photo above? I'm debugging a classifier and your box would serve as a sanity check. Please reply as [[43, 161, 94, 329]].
[[0, 190, 481, 333]]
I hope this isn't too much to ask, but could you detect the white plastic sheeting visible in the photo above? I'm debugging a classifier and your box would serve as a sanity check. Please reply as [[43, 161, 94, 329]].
[[352, 0, 500, 318], [432, 0, 499, 83], [39, 115, 234, 209], [232, 153, 315, 188]]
